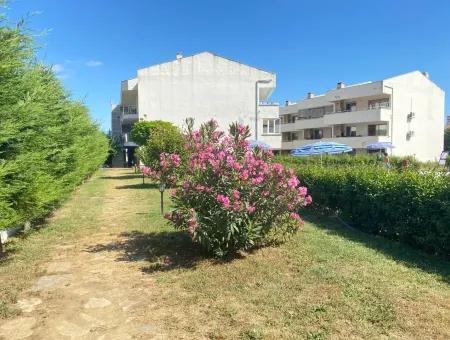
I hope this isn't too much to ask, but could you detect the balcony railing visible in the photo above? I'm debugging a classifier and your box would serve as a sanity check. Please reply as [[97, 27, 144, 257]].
[[281, 103, 391, 124], [120, 105, 138, 115], [335, 103, 390, 113], [259, 101, 279, 106]]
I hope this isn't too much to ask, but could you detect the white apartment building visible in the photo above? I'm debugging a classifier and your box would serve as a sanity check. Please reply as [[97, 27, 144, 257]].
[[280, 71, 445, 161], [111, 52, 280, 166]]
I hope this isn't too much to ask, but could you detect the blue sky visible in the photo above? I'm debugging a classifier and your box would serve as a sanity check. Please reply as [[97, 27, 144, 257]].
[[5, 0, 450, 131]]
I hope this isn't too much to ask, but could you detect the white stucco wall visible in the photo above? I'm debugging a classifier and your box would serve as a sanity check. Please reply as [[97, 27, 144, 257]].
[[279, 71, 445, 161], [384, 71, 445, 161], [134, 52, 279, 148]]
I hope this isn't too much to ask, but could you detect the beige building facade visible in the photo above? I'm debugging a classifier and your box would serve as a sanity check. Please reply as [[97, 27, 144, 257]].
[[280, 71, 445, 161]]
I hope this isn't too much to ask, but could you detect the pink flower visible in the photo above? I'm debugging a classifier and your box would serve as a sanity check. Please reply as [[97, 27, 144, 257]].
[[290, 212, 301, 221], [226, 155, 236, 168], [247, 205, 256, 214], [252, 176, 264, 185], [287, 176, 300, 188], [305, 195, 313, 205], [195, 185, 205, 192], [272, 163, 284, 174], [233, 162, 243, 171], [232, 190, 240, 200], [233, 201, 241, 212], [240, 170, 250, 181], [170, 154, 181, 166], [217, 151, 226, 161], [298, 186, 307, 196], [216, 194, 231, 209], [237, 124, 247, 134], [188, 217, 198, 236]]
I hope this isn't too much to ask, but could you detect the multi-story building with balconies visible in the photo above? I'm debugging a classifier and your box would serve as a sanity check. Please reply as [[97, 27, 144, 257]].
[[111, 52, 280, 166], [280, 71, 445, 161]]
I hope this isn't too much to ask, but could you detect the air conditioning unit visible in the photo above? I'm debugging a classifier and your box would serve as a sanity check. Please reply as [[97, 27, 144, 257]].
[[407, 112, 416, 120], [406, 130, 415, 140]]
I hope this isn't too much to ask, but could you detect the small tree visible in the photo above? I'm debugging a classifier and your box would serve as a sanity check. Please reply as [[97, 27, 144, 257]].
[[444, 127, 450, 151], [105, 133, 121, 166], [143, 153, 181, 213], [136, 121, 186, 169], [131, 120, 175, 146]]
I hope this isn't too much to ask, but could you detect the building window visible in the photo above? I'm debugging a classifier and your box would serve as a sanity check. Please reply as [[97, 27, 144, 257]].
[[263, 118, 280, 134], [281, 115, 296, 124], [344, 126, 357, 137], [305, 128, 323, 140], [297, 105, 333, 119], [345, 102, 357, 112], [368, 124, 388, 136], [282, 131, 299, 142], [120, 105, 137, 115], [368, 98, 390, 110]]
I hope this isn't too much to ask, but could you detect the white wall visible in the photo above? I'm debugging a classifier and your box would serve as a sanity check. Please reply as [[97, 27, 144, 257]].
[[279, 71, 445, 160], [259, 104, 281, 149], [384, 71, 445, 161], [135, 52, 279, 147]]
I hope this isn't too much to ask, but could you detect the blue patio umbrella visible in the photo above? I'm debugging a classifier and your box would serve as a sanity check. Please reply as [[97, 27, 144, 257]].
[[249, 140, 272, 149], [366, 142, 395, 150], [290, 141, 353, 165], [290, 141, 353, 157]]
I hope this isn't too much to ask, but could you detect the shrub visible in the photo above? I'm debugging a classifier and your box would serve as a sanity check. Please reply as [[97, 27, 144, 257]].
[[0, 14, 108, 230], [445, 127, 450, 151], [130, 120, 175, 146], [282, 163, 450, 257], [136, 121, 186, 170], [276, 154, 425, 171], [143, 152, 181, 187], [165, 121, 311, 257]]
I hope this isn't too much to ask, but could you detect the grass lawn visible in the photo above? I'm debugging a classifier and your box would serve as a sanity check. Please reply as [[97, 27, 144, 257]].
[[1, 168, 449, 339]]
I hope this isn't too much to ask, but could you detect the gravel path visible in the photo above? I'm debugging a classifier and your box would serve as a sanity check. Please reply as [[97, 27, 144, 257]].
[[0, 169, 165, 339]]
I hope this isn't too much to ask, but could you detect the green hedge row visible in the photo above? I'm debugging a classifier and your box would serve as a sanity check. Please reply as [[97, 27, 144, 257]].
[[276, 154, 433, 170], [280, 160, 450, 257], [0, 17, 108, 230]]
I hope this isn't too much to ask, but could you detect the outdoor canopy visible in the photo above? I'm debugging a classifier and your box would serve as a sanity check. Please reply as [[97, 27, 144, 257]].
[[249, 140, 272, 149], [290, 141, 353, 156], [366, 142, 395, 150]]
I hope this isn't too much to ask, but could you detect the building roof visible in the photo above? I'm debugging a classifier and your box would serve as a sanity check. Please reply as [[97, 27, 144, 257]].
[[293, 70, 442, 103], [137, 51, 275, 75]]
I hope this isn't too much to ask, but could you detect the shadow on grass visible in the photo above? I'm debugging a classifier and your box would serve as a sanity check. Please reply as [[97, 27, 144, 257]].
[[100, 174, 141, 180], [85, 228, 253, 273], [304, 213, 450, 284], [86, 230, 206, 273], [115, 183, 159, 190]]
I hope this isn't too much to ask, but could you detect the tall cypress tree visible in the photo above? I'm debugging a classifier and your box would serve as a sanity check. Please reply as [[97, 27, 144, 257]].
[[0, 7, 108, 229]]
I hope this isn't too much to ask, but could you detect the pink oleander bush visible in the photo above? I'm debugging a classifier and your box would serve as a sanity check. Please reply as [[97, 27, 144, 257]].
[[165, 120, 312, 257], [143, 152, 181, 186]]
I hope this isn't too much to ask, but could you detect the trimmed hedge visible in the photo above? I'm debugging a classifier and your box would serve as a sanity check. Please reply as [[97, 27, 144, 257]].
[[0, 16, 108, 230], [276, 154, 429, 170], [280, 160, 450, 257]]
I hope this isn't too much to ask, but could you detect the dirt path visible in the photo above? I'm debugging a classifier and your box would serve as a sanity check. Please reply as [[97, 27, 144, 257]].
[[0, 169, 166, 340]]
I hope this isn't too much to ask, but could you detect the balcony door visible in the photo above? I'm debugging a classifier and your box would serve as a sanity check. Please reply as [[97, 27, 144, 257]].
[[345, 102, 357, 112]]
